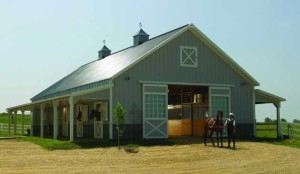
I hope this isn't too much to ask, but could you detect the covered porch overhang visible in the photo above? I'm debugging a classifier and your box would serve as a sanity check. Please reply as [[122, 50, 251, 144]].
[[6, 83, 114, 141], [255, 89, 286, 138]]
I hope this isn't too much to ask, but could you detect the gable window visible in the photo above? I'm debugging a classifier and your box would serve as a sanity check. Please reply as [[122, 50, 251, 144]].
[[180, 46, 198, 67]]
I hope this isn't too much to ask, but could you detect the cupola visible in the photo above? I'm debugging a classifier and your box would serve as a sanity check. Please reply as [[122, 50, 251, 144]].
[[133, 23, 149, 46], [98, 40, 111, 59]]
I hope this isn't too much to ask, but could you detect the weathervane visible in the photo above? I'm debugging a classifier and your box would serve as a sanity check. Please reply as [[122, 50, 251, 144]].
[[103, 39, 106, 46], [139, 22, 142, 29]]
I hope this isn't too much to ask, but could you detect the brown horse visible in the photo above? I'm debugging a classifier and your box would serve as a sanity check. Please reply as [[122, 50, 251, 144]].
[[203, 110, 224, 147]]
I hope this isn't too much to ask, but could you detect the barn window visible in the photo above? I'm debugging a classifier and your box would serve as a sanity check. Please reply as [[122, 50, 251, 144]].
[[209, 87, 231, 120], [180, 46, 198, 67]]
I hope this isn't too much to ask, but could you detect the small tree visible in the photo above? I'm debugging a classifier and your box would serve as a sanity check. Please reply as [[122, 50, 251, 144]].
[[280, 118, 287, 122], [113, 102, 127, 150], [264, 117, 272, 123], [293, 119, 300, 123]]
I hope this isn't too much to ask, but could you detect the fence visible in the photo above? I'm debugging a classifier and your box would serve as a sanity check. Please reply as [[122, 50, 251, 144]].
[[256, 122, 300, 139], [282, 122, 300, 138], [0, 123, 30, 136]]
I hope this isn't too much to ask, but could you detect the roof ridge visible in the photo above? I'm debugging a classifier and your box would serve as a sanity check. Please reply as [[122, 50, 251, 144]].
[[147, 24, 189, 41], [108, 24, 189, 55], [78, 24, 190, 68]]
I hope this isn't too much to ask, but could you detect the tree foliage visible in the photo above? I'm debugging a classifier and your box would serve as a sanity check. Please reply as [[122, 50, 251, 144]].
[[293, 119, 300, 123], [280, 118, 287, 122], [264, 117, 273, 123], [113, 102, 127, 150]]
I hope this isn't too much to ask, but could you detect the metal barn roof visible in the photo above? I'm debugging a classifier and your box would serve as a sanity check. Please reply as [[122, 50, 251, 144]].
[[31, 24, 260, 102], [31, 25, 189, 101]]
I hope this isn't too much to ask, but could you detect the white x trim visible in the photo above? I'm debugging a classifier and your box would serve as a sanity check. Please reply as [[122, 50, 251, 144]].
[[145, 120, 167, 137], [94, 121, 103, 138], [182, 48, 196, 64], [77, 121, 83, 137], [180, 46, 198, 67], [63, 122, 68, 136]]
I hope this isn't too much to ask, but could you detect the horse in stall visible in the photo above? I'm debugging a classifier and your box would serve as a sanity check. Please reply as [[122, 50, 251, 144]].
[[89, 109, 101, 121], [203, 110, 224, 147]]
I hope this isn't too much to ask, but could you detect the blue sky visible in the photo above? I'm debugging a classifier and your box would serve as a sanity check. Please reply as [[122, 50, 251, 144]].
[[0, 0, 299, 122]]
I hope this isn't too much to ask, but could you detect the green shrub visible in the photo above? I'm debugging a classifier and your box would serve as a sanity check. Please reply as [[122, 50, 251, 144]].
[[20, 137, 79, 150]]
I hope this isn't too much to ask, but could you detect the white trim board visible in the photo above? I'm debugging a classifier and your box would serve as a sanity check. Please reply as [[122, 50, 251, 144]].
[[139, 81, 235, 88]]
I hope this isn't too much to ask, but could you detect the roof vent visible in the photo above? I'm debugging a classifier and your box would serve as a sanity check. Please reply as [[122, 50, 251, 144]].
[[98, 40, 111, 59], [133, 23, 149, 46]]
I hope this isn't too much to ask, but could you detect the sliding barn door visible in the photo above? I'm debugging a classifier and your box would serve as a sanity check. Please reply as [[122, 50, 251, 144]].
[[143, 84, 168, 139]]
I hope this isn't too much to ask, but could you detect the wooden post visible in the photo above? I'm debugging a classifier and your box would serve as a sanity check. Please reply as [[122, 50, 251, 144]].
[[276, 103, 282, 139], [53, 100, 59, 140], [30, 110, 33, 136], [69, 96, 74, 142], [40, 104, 45, 138]]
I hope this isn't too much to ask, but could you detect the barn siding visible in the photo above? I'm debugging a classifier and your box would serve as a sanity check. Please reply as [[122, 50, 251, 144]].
[[113, 30, 255, 138]]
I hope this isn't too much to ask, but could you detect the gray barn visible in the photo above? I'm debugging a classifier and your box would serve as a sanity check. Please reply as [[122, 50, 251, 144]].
[[7, 24, 285, 141]]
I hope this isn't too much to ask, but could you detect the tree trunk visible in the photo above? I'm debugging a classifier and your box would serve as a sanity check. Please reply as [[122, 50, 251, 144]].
[[118, 129, 120, 150]]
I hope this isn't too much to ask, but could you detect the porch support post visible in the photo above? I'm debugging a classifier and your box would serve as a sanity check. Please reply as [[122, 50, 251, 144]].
[[53, 100, 59, 140], [14, 111, 17, 135], [276, 103, 282, 139], [69, 96, 74, 142], [40, 104, 45, 138], [21, 110, 25, 136], [109, 87, 113, 139], [30, 110, 33, 136]]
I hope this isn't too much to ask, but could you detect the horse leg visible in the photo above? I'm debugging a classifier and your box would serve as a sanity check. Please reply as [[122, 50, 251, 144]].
[[220, 131, 224, 147], [203, 126, 207, 146], [204, 131, 207, 146], [216, 132, 219, 147]]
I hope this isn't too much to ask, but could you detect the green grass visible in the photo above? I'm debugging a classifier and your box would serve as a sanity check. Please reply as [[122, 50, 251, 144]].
[[18, 137, 175, 151], [0, 113, 30, 136], [256, 123, 300, 149], [0, 113, 30, 125], [74, 139, 174, 149], [20, 137, 80, 150], [256, 124, 277, 138]]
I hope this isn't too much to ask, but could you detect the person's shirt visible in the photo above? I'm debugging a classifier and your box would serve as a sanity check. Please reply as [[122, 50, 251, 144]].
[[224, 118, 235, 126]]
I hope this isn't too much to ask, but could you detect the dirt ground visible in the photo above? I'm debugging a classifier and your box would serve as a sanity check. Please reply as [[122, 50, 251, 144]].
[[1, 139, 300, 174]]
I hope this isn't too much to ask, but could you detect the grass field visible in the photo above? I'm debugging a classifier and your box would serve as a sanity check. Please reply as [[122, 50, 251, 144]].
[[0, 113, 30, 136], [256, 122, 300, 139], [256, 123, 300, 149], [0, 113, 30, 125]]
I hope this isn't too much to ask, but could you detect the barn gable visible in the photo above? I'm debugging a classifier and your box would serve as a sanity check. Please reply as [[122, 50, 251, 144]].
[[112, 26, 258, 138]]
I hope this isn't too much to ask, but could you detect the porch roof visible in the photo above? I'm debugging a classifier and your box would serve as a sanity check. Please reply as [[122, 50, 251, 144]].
[[255, 89, 286, 107]]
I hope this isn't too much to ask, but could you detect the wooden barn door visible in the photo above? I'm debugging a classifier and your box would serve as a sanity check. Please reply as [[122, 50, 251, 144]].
[[143, 84, 168, 139], [62, 107, 69, 137]]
